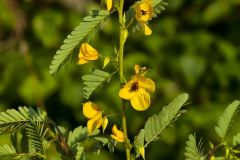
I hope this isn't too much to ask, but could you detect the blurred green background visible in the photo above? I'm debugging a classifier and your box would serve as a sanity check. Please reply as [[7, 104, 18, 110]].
[[1, 0, 240, 159]]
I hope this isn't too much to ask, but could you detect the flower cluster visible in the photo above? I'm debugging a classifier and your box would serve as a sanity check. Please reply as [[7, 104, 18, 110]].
[[83, 102, 108, 133], [83, 102, 125, 143], [79, 0, 156, 147]]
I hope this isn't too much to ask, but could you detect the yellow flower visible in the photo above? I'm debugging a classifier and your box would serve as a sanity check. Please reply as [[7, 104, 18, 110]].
[[110, 125, 124, 142], [133, 0, 153, 35], [134, 0, 153, 22], [78, 43, 99, 65], [105, 0, 112, 11], [119, 65, 155, 111], [83, 102, 108, 133]]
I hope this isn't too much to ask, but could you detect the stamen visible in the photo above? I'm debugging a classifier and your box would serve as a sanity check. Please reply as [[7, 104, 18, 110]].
[[141, 10, 147, 15], [130, 82, 139, 91]]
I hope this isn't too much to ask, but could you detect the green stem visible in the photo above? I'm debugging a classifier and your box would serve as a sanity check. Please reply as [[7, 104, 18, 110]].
[[118, 0, 131, 160], [121, 100, 131, 160]]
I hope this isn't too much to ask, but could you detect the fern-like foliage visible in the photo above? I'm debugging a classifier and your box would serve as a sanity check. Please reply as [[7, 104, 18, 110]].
[[73, 144, 85, 160], [0, 144, 17, 160], [185, 134, 205, 160], [67, 126, 88, 148], [0, 143, 45, 160], [67, 126, 99, 160], [25, 121, 49, 154], [215, 100, 240, 139], [49, 10, 109, 75], [144, 93, 188, 146], [0, 107, 49, 159], [0, 106, 47, 134], [82, 69, 110, 99], [152, 0, 168, 17]]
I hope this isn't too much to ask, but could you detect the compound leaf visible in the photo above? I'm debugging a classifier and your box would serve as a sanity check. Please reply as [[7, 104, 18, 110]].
[[185, 134, 205, 160], [0, 144, 17, 160], [144, 93, 188, 146], [82, 69, 110, 99], [0, 106, 47, 134], [25, 121, 49, 155], [215, 100, 240, 139], [49, 10, 109, 74]]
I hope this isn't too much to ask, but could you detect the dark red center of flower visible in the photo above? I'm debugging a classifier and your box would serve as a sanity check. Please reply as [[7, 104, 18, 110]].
[[130, 82, 139, 92], [141, 10, 147, 15]]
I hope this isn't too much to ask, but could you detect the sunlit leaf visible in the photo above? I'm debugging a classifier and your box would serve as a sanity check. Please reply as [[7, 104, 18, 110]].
[[82, 69, 110, 99], [185, 134, 205, 160], [49, 10, 109, 74], [144, 93, 188, 146], [215, 100, 240, 139]]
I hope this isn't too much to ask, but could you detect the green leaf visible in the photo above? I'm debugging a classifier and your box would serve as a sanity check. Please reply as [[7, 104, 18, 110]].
[[0, 106, 47, 134], [134, 129, 145, 159], [108, 139, 116, 153], [73, 144, 85, 160], [0, 144, 17, 160], [215, 100, 240, 139], [185, 134, 205, 160], [49, 10, 109, 75], [67, 126, 88, 148], [152, 0, 168, 17], [233, 133, 240, 146], [144, 93, 188, 146], [135, 129, 145, 147], [94, 137, 109, 146], [67, 126, 100, 159], [25, 121, 49, 155], [82, 69, 110, 99]]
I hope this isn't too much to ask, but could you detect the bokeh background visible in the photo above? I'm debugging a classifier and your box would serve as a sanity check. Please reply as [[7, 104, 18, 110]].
[[1, 0, 240, 159]]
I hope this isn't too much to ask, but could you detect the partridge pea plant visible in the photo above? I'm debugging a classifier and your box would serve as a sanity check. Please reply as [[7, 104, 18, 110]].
[[0, 0, 192, 160]]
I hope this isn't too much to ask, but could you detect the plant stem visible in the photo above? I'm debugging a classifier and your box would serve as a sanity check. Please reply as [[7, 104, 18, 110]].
[[121, 100, 131, 160], [207, 143, 223, 160], [118, 0, 124, 84], [118, 0, 131, 160]]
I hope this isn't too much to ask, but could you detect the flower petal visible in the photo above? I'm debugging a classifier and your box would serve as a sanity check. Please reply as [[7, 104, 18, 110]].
[[87, 118, 97, 133], [83, 102, 100, 119], [141, 22, 152, 35], [130, 88, 151, 111], [119, 81, 135, 100], [87, 112, 102, 133], [138, 77, 155, 93], [105, 0, 112, 11], [78, 43, 99, 65], [82, 43, 99, 59], [78, 58, 89, 65], [102, 117, 108, 133], [110, 125, 124, 142]]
